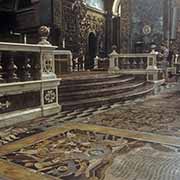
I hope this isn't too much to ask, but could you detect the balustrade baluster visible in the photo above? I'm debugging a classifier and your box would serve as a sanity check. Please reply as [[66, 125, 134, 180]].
[[0, 52, 4, 83], [119, 58, 122, 69], [123, 58, 125, 68], [132, 59, 137, 69], [143, 58, 147, 69], [30, 54, 41, 80], [139, 58, 144, 69], [123, 58, 127, 69], [33, 62, 41, 80], [129, 58, 134, 69], [7, 53, 19, 83], [135, 58, 140, 69], [21, 55, 32, 81], [126, 58, 130, 69]]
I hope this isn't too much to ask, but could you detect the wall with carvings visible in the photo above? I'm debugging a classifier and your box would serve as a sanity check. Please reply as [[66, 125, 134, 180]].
[[131, 0, 164, 52], [119, 0, 180, 53], [170, 0, 180, 53], [119, 0, 164, 53], [80, 10, 106, 55], [62, 0, 106, 59], [119, 0, 131, 53], [0, 0, 106, 60]]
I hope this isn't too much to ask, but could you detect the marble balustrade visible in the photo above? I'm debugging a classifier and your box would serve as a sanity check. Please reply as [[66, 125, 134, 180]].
[[0, 42, 60, 128]]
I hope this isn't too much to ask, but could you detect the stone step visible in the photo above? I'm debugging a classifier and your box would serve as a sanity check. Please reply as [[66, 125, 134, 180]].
[[61, 83, 154, 111], [60, 74, 131, 85], [59, 76, 135, 93], [59, 81, 145, 102]]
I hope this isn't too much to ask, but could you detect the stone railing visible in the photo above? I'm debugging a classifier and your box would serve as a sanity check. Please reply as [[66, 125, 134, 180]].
[[108, 49, 164, 82], [0, 42, 55, 82], [167, 54, 179, 75], [0, 29, 60, 127], [94, 56, 109, 71], [54, 50, 73, 75], [72, 55, 85, 72], [174, 54, 180, 74]]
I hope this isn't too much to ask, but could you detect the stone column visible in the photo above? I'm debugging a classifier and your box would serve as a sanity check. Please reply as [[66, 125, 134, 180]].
[[94, 56, 99, 70], [38, 26, 60, 116], [146, 53, 161, 82], [106, 11, 113, 54], [108, 46, 120, 74]]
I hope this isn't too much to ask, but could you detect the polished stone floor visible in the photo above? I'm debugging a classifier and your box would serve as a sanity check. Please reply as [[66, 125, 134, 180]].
[[1, 123, 180, 180], [81, 89, 180, 137], [0, 83, 180, 180]]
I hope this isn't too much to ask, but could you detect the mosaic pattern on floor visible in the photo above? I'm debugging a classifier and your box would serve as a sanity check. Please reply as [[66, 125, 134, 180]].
[[0, 123, 180, 180], [0, 105, 111, 148]]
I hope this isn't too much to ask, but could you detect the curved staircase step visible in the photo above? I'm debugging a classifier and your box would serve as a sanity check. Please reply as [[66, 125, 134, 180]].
[[60, 74, 132, 85], [59, 76, 135, 92], [59, 81, 145, 102], [61, 83, 154, 111]]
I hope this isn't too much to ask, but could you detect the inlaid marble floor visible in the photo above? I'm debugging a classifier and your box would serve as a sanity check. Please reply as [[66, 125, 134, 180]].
[[0, 123, 180, 180], [81, 90, 180, 137], [0, 85, 180, 179]]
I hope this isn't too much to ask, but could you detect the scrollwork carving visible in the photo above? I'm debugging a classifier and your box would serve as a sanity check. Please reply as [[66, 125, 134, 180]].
[[42, 53, 54, 73]]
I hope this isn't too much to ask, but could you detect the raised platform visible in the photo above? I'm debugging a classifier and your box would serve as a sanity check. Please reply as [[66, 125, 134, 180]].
[[59, 72, 154, 111]]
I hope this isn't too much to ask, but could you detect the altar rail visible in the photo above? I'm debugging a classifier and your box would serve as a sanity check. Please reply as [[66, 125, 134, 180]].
[[0, 42, 60, 128], [108, 49, 164, 82], [54, 50, 72, 75]]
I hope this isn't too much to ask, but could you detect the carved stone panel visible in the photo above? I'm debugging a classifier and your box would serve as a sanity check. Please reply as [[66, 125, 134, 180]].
[[43, 88, 57, 105], [42, 52, 54, 73]]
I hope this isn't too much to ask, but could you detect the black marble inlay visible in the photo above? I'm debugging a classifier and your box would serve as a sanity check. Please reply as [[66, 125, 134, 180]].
[[44, 89, 57, 105], [0, 91, 40, 114]]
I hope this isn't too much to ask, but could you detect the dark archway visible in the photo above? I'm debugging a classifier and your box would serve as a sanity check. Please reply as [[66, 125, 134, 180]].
[[86, 32, 97, 70]]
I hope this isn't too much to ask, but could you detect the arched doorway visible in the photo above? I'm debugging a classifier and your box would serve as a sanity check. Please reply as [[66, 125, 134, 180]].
[[86, 32, 97, 70]]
